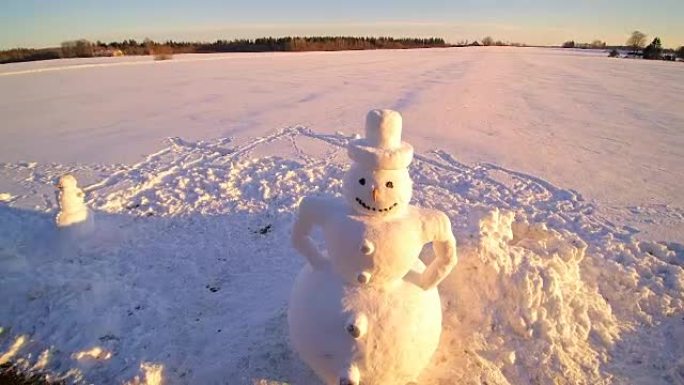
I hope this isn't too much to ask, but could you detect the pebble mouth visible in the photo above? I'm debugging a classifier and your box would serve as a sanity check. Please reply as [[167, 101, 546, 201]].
[[355, 197, 398, 212]]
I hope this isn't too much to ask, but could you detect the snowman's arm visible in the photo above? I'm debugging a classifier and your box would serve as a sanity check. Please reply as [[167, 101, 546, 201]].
[[291, 197, 328, 269], [421, 211, 457, 290]]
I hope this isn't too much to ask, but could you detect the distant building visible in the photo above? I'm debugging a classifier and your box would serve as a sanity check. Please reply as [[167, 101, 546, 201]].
[[93, 47, 124, 57]]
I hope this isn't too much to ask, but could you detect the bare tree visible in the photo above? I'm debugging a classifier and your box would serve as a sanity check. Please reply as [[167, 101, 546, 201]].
[[626, 31, 647, 55], [482, 36, 494, 46], [61, 39, 94, 58]]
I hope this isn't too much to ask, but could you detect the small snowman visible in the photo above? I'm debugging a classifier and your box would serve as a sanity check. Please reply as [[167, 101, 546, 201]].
[[55, 174, 91, 228], [288, 109, 458, 385]]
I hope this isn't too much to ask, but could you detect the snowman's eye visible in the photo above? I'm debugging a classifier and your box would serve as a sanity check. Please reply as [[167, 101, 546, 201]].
[[359, 178, 366, 186], [385, 181, 394, 188]]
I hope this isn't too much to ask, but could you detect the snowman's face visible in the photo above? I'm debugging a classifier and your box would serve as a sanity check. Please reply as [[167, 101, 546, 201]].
[[57, 174, 78, 190], [343, 164, 412, 216]]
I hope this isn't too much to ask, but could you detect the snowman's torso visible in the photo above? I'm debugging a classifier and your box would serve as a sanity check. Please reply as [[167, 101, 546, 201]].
[[323, 203, 429, 286], [56, 187, 89, 227], [288, 197, 444, 385]]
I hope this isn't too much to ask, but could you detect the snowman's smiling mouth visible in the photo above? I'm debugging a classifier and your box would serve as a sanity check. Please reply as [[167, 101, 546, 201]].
[[355, 197, 398, 212]]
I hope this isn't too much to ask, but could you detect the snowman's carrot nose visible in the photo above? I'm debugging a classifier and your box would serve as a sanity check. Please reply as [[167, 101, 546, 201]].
[[372, 187, 379, 202]]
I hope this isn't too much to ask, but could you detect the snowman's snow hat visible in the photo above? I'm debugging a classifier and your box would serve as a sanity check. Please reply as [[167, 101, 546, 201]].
[[348, 109, 414, 170]]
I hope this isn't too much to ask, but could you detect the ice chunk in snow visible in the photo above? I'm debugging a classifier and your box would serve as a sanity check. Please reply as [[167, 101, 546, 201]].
[[0, 193, 15, 202], [72, 346, 111, 361]]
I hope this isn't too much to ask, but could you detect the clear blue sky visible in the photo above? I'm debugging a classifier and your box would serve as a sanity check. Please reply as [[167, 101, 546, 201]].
[[1, 0, 682, 49]]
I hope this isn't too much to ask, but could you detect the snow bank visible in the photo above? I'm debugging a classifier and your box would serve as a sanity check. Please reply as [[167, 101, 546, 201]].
[[419, 206, 683, 385], [425, 209, 615, 384]]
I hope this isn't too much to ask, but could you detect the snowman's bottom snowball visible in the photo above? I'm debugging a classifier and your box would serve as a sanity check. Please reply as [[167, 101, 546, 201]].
[[288, 262, 442, 385], [56, 207, 91, 228]]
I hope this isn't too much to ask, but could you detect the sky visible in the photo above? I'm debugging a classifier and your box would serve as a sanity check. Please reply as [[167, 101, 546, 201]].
[[1, 0, 683, 49]]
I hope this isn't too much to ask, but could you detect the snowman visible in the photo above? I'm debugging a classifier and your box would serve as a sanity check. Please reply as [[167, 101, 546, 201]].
[[288, 109, 458, 385], [55, 174, 92, 228]]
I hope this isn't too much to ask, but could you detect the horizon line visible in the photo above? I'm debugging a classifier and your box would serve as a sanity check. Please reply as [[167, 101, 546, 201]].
[[2, 34, 680, 51]]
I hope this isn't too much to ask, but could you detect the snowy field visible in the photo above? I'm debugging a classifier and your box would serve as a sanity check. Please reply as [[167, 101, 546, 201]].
[[0, 47, 682, 384]]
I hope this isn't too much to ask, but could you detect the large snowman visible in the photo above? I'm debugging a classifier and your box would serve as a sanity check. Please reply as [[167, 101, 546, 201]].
[[288, 109, 458, 385]]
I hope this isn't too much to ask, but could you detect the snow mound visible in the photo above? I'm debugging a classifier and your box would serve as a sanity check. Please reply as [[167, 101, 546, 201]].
[[420, 208, 684, 385], [0, 193, 15, 203], [423, 209, 616, 384]]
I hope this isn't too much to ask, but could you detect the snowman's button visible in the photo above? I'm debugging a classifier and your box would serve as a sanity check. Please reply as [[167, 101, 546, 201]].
[[346, 313, 368, 339], [346, 324, 361, 338], [357, 272, 371, 284], [360, 239, 375, 255]]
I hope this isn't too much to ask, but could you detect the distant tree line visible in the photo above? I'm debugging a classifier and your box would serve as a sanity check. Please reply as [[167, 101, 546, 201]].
[[449, 38, 526, 47], [561, 40, 607, 49], [621, 31, 679, 61], [60, 39, 93, 58], [0, 47, 61, 64], [1, 36, 448, 64], [561, 31, 682, 62], [478, 36, 526, 47], [193, 36, 447, 52]]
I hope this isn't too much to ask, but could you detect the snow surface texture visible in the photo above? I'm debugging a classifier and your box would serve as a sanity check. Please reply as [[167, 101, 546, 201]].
[[0, 48, 682, 384], [1, 126, 682, 385], [1, 48, 682, 242]]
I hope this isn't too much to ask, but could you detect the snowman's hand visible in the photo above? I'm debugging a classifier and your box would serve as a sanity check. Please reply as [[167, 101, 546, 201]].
[[291, 197, 328, 270], [420, 212, 458, 290]]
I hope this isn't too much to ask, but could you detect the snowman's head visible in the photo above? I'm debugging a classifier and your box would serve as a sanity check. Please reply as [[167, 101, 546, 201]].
[[344, 109, 414, 216], [343, 165, 412, 216], [56, 174, 79, 190]]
